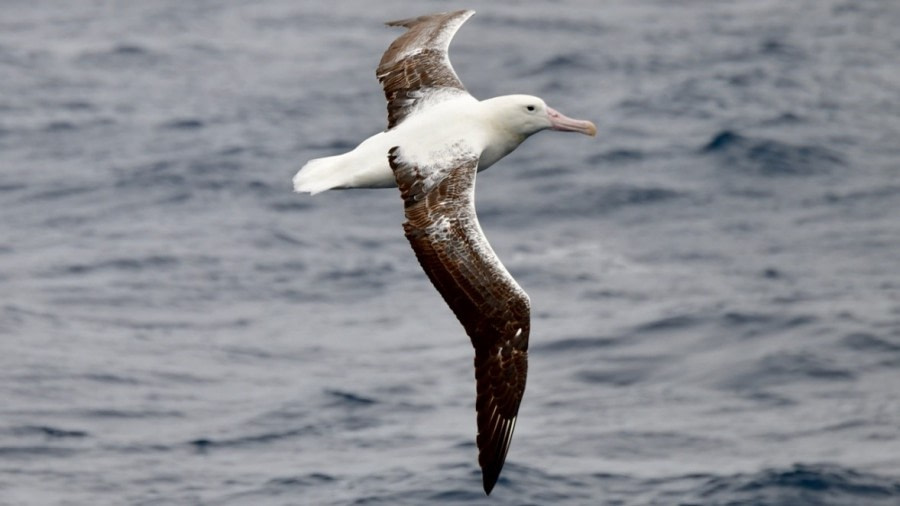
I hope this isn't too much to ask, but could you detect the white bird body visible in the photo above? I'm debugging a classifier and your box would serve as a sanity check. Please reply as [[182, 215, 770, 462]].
[[293, 94, 546, 194]]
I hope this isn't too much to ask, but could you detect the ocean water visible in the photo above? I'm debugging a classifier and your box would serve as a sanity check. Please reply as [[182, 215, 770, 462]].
[[2, 0, 900, 504]]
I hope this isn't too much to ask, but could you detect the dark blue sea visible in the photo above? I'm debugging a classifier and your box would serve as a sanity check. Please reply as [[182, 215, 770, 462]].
[[2, 1, 899, 504]]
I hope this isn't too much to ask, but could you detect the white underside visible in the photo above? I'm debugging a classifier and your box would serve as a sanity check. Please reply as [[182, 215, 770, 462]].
[[291, 131, 398, 194], [293, 95, 518, 194]]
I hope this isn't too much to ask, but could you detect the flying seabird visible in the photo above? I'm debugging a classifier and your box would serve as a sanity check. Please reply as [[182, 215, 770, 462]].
[[293, 10, 596, 494]]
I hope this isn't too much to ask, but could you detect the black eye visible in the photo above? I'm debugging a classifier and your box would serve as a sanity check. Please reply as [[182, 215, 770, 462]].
[[526, 105, 536, 112]]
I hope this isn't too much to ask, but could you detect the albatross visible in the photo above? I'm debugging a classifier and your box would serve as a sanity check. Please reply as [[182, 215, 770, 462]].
[[293, 10, 596, 494]]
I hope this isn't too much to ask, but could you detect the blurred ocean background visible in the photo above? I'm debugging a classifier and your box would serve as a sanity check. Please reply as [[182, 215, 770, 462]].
[[2, 0, 899, 504]]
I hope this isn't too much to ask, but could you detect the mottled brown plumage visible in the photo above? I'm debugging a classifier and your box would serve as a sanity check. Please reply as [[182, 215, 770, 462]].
[[377, 10, 473, 129], [388, 145, 530, 495]]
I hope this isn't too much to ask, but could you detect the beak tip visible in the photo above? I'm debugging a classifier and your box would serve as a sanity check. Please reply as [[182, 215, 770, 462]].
[[547, 106, 597, 137]]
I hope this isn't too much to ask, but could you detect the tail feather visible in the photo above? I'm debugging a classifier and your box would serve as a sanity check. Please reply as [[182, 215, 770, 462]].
[[293, 135, 396, 193], [292, 155, 347, 195]]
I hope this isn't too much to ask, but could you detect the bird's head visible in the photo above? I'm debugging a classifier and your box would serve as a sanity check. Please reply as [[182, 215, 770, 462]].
[[485, 94, 597, 139]]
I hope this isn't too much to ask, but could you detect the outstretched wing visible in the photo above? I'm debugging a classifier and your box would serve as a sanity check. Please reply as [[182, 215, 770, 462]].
[[388, 144, 530, 495], [377, 10, 475, 130]]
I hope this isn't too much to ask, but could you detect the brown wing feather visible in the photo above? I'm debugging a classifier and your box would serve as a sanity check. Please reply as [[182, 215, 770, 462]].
[[388, 145, 530, 495], [377, 10, 474, 129]]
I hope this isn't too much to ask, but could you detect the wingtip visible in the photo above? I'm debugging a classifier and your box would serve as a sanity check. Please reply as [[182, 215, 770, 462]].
[[384, 9, 475, 28], [482, 471, 499, 495]]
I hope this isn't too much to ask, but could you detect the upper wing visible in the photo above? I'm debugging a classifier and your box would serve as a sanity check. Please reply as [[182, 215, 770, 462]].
[[388, 144, 530, 495], [377, 10, 475, 130]]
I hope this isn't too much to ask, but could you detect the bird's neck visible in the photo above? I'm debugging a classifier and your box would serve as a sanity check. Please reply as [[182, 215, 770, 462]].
[[476, 100, 527, 170], [478, 131, 524, 171]]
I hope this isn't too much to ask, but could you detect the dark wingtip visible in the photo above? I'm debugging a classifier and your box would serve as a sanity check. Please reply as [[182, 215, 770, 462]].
[[479, 439, 508, 495], [480, 421, 514, 495], [482, 470, 499, 495]]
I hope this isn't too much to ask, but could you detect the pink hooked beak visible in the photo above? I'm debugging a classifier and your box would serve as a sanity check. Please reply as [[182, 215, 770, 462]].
[[547, 106, 597, 136]]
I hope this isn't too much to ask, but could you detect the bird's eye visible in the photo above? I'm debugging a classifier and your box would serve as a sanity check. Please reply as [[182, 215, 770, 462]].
[[526, 105, 536, 112]]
